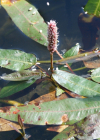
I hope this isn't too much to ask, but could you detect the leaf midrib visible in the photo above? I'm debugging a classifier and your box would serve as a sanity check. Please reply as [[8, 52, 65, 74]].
[[55, 73, 100, 95], [94, 0, 100, 15], [10, 106, 100, 113], [14, 2, 47, 39], [0, 57, 33, 65]]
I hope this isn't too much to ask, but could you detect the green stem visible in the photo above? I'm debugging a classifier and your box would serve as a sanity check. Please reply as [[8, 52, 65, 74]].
[[73, 66, 87, 71]]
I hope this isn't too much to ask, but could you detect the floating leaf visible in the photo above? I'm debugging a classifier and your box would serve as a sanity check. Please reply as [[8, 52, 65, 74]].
[[1, 0, 47, 46], [84, 0, 100, 17], [1, 70, 42, 81], [57, 51, 100, 64], [52, 70, 100, 97], [0, 49, 36, 71], [0, 79, 36, 98], [0, 97, 100, 125], [91, 67, 100, 83]]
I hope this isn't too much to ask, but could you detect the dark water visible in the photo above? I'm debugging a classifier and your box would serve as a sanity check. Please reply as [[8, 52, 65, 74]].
[[0, 0, 99, 139]]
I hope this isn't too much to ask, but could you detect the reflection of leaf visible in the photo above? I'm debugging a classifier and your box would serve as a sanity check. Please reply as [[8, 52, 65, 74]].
[[52, 70, 100, 97], [29, 90, 68, 105], [0, 79, 36, 98], [1, 70, 42, 81], [91, 67, 100, 83], [1, 0, 47, 46], [0, 49, 36, 71], [84, 59, 100, 68], [1, 97, 100, 125], [84, 0, 100, 17]]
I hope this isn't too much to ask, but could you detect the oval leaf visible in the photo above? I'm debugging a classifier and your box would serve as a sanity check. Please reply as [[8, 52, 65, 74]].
[[52, 70, 100, 97], [1, 70, 42, 81], [1, 0, 48, 46], [0, 49, 36, 71], [0, 79, 36, 98], [91, 67, 100, 83], [0, 97, 100, 125]]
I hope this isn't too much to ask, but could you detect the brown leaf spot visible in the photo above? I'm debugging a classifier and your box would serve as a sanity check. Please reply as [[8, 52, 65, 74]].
[[0, 106, 11, 113], [21, 119, 24, 122], [61, 114, 69, 123], [34, 102, 39, 106], [45, 121, 48, 125], [38, 106, 41, 109], [13, 109, 20, 114], [38, 116, 41, 121]]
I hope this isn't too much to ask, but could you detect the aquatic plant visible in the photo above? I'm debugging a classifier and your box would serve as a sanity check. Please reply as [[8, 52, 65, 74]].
[[0, 0, 100, 140]]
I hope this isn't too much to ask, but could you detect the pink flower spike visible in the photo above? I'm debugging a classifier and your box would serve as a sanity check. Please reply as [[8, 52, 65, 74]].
[[47, 20, 58, 53]]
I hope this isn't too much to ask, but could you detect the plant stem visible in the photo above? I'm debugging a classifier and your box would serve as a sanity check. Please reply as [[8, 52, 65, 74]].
[[55, 50, 74, 74], [37, 60, 56, 63], [50, 53, 54, 73], [35, 64, 49, 76], [73, 66, 87, 71]]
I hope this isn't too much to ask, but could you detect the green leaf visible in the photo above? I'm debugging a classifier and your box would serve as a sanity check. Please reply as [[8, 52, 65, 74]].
[[0, 49, 36, 71], [58, 44, 79, 71], [0, 79, 36, 98], [56, 87, 64, 96], [84, 0, 100, 17], [1, 97, 100, 125], [52, 70, 100, 97], [1, 70, 42, 81], [63, 44, 79, 58], [1, 0, 47, 46], [91, 67, 100, 83], [52, 126, 76, 140]]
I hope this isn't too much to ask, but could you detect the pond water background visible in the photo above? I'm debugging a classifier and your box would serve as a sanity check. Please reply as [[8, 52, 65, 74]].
[[0, 0, 99, 139]]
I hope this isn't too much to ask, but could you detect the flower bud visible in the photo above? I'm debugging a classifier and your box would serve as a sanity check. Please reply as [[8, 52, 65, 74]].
[[47, 20, 58, 53]]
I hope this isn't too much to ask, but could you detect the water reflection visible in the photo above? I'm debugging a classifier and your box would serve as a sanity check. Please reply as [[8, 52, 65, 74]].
[[78, 13, 100, 51]]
